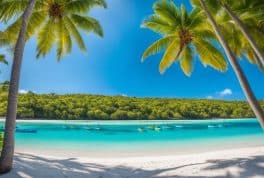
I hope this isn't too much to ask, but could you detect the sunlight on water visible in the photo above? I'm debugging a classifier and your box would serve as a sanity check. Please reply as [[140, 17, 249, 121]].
[[0, 119, 263, 155]]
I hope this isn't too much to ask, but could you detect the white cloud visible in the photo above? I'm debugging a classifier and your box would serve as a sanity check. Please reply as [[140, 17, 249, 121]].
[[206, 88, 233, 99], [19, 89, 29, 94], [219, 89, 233, 97]]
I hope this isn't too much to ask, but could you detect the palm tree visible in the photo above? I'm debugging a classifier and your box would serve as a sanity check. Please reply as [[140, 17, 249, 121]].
[[0, 0, 37, 173], [142, 0, 227, 77], [0, 0, 106, 173], [215, 9, 264, 71], [0, 0, 106, 59], [196, 0, 264, 128], [142, 0, 264, 128], [221, 1, 264, 66], [191, 0, 264, 66]]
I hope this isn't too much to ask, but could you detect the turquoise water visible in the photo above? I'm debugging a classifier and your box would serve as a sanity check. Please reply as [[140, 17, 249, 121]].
[[0, 119, 264, 156]]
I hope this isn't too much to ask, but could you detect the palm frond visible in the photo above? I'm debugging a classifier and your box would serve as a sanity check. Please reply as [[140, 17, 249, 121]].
[[193, 38, 227, 72], [0, 55, 8, 65], [36, 20, 56, 58], [159, 38, 180, 74], [141, 14, 175, 35], [56, 19, 72, 60], [71, 14, 103, 37], [153, 0, 180, 25], [180, 45, 194, 76], [64, 16, 86, 52], [66, 0, 106, 14], [0, 0, 28, 22], [142, 35, 176, 61]]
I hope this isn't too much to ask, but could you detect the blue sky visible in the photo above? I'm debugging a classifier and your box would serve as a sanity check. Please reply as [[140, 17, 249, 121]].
[[0, 0, 264, 100]]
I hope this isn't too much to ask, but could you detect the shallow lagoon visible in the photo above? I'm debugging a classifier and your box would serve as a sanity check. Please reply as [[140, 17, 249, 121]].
[[0, 118, 263, 157]]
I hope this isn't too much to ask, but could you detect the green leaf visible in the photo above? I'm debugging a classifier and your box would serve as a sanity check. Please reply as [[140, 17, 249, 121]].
[[66, 0, 107, 14], [36, 20, 56, 58], [71, 14, 103, 37], [141, 15, 175, 35], [193, 38, 227, 72], [142, 35, 175, 61], [180, 46, 194, 76], [56, 19, 72, 60], [159, 38, 180, 74], [64, 17, 86, 52], [0, 55, 8, 65]]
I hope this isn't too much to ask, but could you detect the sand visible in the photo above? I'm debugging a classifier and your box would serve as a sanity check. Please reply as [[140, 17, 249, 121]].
[[1, 146, 264, 178]]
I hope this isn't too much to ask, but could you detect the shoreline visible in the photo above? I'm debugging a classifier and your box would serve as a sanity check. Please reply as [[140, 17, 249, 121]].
[[0, 118, 257, 125], [15, 142, 264, 158], [15, 145, 264, 162], [3, 146, 264, 178]]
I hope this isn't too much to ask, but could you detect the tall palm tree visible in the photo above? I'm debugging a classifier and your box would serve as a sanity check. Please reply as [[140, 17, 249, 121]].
[[0, 0, 106, 59], [142, 1, 227, 77], [0, 0, 37, 173], [214, 8, 264, 71], [197, 0, 264, 128], [220, 1, 264, 66], [191, 0, 264, 66], [142, 0, 264, 128], [0, 0, 106, 173]]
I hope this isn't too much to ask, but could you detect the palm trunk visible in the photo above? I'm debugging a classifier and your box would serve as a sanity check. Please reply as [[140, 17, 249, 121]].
[[199, 0, 264, 129], [222, 3, 264, 66], [0, 0, 37, 174]]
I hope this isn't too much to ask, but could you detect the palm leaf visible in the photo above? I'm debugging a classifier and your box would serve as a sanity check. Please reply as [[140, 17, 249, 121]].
[[153, 0, 180, 25], [71, 14, 103, 37], [66, 0, 106, 14], [36, 20, 56, 58], [0, 55, 8, 65], [56, 19, 72, 60], [64, 16, 86, 52], [193, 38, 227, 72], [0, 0, 28, 22], [159, 38, 180, 74], [142, 35, 175, 61], [141, 15, 175, 35], [180, 46, 194, 76]]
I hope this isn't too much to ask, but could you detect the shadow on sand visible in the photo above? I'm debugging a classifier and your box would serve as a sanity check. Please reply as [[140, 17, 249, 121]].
[[1, 153, 264, 178]]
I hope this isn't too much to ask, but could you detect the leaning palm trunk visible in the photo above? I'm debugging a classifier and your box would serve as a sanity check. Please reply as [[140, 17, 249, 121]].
[[221, 3, 264, 66], [199, 0, 264, 128], [0, 0, 37, 174]]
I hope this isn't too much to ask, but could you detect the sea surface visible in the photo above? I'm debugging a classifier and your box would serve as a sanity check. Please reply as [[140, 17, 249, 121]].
[[0, 118, 263, 157]]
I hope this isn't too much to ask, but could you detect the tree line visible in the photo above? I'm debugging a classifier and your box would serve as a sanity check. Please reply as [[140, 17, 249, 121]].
[[0, 89, 263, 120]]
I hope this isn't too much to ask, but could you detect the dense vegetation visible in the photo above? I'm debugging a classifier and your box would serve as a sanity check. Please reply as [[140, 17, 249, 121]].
[[0, 83, 263, 120]]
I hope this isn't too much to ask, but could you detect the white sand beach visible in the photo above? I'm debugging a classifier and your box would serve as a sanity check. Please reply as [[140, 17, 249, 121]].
[[2, 146, 264, 178]]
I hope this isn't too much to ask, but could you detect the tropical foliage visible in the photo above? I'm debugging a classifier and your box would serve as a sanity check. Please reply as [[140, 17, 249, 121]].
[[0, 0, 106, 59], [0, 55, 7, 73], [141, 0, 227, 76], [0, 85, 263, 120], [191, 0, 264, 69], [0, 55, 7, 64]]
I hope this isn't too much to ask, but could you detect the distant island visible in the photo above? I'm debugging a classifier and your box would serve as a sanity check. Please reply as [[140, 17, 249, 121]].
[[0, 82, 263, 120]]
